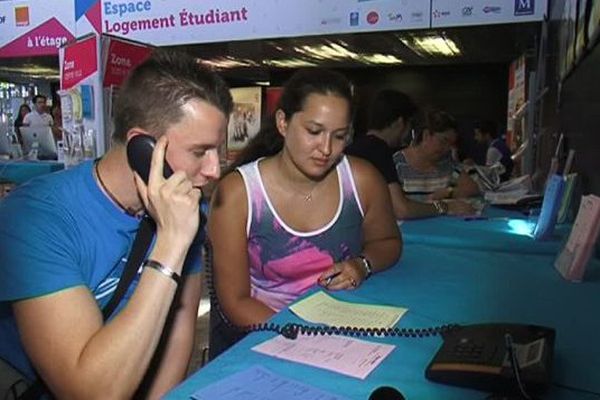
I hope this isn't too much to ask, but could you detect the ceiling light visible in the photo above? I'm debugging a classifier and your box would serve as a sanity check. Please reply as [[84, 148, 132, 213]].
[[0, 66, 59, 80], [197, 57, 258, 69], [401, 34, 461, 57], [293, 41, 359, 61], [358, 54, 403, 65], [263, 59, 318, 68]]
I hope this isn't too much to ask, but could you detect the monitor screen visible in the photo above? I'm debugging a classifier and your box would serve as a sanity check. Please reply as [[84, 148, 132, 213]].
[[19, 126, 57, 160]]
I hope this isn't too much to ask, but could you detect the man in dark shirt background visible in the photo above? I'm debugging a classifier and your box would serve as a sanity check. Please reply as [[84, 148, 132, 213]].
[[346, 90, 474, 219]]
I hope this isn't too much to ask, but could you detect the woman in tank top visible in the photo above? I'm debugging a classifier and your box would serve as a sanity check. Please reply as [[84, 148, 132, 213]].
[[207, 68, 402, 357]]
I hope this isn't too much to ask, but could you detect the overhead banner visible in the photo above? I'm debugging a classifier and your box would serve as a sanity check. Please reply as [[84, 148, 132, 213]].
[[101, 0, 430, 46], [431, 0, 547, 28], [0, 1, 75, 58]]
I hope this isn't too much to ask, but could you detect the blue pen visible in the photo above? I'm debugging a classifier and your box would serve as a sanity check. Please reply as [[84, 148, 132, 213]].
[[324, 271, 342, 287]]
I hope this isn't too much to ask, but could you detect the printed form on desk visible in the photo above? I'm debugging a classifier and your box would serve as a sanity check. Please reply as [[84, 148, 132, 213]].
[[191, 365, 350, 400], [289, 291, 408, 329], [252, 334, 395, 379]]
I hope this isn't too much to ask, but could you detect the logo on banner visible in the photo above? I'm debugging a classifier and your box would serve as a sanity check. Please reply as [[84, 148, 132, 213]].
[[0, 15, 6, 24], [366, 11, 379, 25], [432, 9, 451, 19], [388, 12, 402, 22], [14, 5, 29, 27], [462, 6, 473, 16], [411, 11, 424, 22], [483, 6, 501, 14], [349, 12, 359, 26], [514, 0, 534, 15], [320, 17, 341, 26]]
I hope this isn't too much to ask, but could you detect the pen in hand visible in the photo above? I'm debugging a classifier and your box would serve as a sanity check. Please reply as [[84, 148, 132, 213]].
[[323, 271, 342, 287]]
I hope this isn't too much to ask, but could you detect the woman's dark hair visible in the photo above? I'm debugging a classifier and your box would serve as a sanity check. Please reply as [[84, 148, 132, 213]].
[[13, 104, 31, 129], [412, 109, 457, 144], [228, 68, 353, 170]]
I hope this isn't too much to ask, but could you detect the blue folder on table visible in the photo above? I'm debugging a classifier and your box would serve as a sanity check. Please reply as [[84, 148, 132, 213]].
[[533, 174, 565, 240]]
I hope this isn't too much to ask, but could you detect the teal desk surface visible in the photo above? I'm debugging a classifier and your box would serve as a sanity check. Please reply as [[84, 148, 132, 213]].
[[400, 207, 570, 256], [0, 160, 64, 185], [167, 244, 600, 400]]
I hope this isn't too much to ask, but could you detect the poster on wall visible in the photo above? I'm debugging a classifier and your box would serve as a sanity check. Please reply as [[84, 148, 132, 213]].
[[588, 0, 600, 46], [431, 0, 547, 28], [101, 0, 430, 46], [227, 87, 262, 161], [0, 0, 75, 57], [575, 0, 589, 62], [506, 55, 526, 155], [565, 0, 579, 74]]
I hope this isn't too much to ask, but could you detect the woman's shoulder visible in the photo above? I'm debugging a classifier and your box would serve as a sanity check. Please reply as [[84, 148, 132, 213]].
[[345, 155, 387, 187], [213, 171, 246, 205]]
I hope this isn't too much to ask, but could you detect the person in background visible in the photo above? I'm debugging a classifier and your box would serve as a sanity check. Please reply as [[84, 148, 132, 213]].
[[22, 95, 53, 128], [13, 104, 31, 143], [0, 51, 232, 399], [393, 110, 480, 212], [346, 90, 475, 219], [208, 68, 402, 358], [474, 120, 513, 181], [50, 102, 63, 141]]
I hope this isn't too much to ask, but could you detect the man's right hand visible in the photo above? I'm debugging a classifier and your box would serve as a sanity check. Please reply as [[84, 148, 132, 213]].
[[133, 135, 202, 250]]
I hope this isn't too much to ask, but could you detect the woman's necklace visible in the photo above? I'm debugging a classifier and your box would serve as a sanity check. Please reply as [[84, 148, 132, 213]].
[[94, 160, 141, 216]]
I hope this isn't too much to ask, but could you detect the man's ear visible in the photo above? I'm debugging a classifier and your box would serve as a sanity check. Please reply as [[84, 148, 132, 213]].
[[125, 128, 152, 144], [275, 110, 288, 137]]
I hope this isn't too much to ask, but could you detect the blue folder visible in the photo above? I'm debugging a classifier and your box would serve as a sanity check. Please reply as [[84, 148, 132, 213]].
[[533, 174, 565, 240]]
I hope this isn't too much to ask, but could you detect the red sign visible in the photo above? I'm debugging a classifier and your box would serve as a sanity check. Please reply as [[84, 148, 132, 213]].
[[103, 39, 152, 88], [61, 35, 98, 90]]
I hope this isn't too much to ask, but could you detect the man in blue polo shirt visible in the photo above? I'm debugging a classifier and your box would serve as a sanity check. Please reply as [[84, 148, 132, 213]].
[[0, 51, 232, 399]]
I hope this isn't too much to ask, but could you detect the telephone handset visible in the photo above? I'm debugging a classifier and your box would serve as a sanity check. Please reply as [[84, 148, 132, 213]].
[[126, 134, 206, 228], [126, 134, 173, 184], [425, 323, 555, 394]]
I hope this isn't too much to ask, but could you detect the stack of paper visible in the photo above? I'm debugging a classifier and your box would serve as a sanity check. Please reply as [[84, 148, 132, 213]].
[[555, 194, 600, 282], [289, 291, 407, 329]]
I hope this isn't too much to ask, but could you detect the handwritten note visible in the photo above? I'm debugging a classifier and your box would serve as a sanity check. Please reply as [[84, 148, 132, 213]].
[[289, 291, 407, 329], [252, 334, 395, 379], [191, 365, 350, 400]]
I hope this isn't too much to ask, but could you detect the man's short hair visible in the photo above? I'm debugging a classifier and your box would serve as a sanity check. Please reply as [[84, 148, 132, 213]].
[[33, 95, 47, 104], [474, 120, 498, 138], [112, 50, 233, 143], [368, 90, 417, 131]]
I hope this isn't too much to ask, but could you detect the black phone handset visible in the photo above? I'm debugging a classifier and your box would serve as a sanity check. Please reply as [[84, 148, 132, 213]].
[[126, 134, 206, 228], [127, 134, 174, 187]]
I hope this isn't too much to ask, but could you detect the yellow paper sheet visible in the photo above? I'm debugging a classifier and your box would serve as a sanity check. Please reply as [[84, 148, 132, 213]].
[[289, 291, 407, 329]]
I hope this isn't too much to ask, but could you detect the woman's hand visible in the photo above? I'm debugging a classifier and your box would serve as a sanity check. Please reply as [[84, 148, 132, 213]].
[[134, 136, 202, 248], [318, 258, 366, 291]]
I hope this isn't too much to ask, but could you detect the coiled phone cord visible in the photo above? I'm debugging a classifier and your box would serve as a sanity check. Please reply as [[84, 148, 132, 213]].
[[203, 239, 459, 340]]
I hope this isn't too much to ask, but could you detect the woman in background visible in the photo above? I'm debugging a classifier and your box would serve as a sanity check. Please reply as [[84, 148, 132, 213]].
[[207, 68, 401, 358], [13, 104, 31, 143], [393, 110, 479, 204]]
